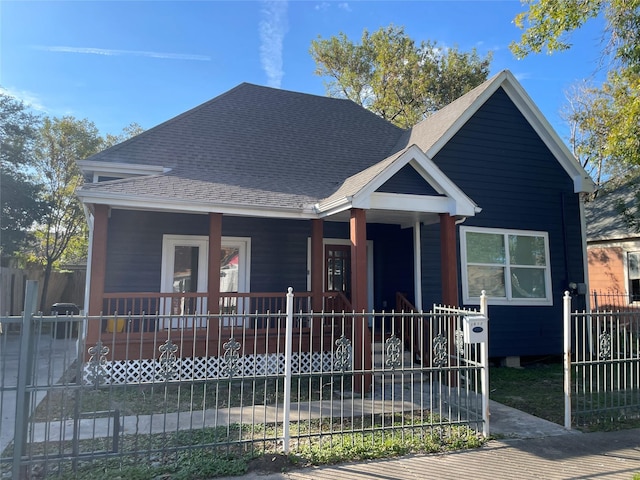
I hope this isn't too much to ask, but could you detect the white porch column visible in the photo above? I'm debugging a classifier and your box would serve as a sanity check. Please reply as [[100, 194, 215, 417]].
[[413, 220, 423, 310]]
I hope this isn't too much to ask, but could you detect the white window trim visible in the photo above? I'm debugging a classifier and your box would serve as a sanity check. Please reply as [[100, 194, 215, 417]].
[[160, 234, 251, 328], [627, 251, 640, 303], [160, 235, 252, 295], [460, 226, 553, 306], [161, 235, 209, 295]]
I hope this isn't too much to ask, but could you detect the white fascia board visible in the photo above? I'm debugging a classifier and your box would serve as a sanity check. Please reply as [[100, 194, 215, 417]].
[[77, 191, 317, 219], [366, 192, 451, 213], [314, 198, 353, 218], [78, 160, 167, 177], [342, 144, 479, 217], [367, 192, 478, 216]]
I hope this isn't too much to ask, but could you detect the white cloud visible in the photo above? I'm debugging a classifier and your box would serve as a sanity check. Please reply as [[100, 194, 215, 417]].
[[338, 3, 351, 12], [314, 2, 330, 11], [259, 0, 289, 88], [33, 46, 210, 61], [0, 86, 48, 112]]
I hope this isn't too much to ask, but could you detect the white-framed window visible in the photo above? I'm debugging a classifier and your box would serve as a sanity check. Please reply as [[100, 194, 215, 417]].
[[629, 251, 640, 302], [160, 235, 251, 328], [460, 226, 552, 306]]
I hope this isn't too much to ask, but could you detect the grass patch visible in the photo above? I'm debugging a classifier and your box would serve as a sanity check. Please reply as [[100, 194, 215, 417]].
[[10, 414, 484, 479], [490, 362, 565, 425], [490, 361, 640, 431]]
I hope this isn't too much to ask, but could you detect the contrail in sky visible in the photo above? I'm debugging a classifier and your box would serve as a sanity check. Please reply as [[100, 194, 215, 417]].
[[34, 46, 210, 61], [259, 1, 289, 88]]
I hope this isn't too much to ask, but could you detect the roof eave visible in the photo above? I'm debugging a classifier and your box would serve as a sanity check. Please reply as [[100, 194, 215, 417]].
[[77, 191, 318, 219]]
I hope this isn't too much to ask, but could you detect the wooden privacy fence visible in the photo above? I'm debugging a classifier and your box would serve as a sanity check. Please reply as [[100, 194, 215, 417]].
[[0, 266, 85, 316]]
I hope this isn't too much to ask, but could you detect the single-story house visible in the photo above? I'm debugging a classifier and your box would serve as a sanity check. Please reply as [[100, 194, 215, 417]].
[[585, 176, 640, 309], [77, 69, 594, 362]]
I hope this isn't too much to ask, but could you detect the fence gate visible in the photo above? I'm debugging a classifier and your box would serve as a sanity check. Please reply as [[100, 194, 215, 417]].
[[1, 283, 489, 479], [564, 292, 640, 429]]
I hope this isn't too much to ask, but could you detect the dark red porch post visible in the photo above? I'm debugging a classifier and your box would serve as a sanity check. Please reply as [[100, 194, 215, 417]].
[[87, 204, 108, 350], [350, 208, 372, 392], [440, 213, 459, 307], [311, 219, 323, 313], [440, 213, 459, 386], [208, 213, 222, 315]]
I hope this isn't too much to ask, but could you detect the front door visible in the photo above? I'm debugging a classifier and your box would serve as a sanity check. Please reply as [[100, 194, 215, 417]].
[[325, 244, 351, 301]]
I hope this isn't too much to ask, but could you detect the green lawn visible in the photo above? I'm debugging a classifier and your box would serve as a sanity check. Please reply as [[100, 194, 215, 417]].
[[489, 362, 565, 425]]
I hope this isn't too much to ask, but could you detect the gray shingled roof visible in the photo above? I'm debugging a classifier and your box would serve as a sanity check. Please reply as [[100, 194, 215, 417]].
[[586, 176, 640, 242], [79, 83, 404, 210], [392, 74, 494, 154], [79, 71, 588, 213]]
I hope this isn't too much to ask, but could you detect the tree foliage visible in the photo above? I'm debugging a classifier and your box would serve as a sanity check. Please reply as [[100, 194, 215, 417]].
[[0, 92, 44, 259], [310, 25, 492, 128], [27, 117, 103, 309], [511, 0, 640, 70], [104, 122, 145, 149]]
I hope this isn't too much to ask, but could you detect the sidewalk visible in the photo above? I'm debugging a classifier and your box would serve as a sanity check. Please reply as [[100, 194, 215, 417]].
[[219, 404, 640, 480], [0, 333, 79, 453]]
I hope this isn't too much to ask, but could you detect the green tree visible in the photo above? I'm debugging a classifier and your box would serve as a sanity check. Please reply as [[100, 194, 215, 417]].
[[0, 92, 44, 259], [103, 122, 145, 148], [310, 25, 492, 128], [29, 116, 103, 311]]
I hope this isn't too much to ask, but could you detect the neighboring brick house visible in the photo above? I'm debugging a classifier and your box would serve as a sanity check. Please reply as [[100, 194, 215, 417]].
[[585, 176, 640, 307]]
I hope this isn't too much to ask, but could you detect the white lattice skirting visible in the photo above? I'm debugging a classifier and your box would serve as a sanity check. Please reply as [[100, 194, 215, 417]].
[[82, 352, 341, 385]]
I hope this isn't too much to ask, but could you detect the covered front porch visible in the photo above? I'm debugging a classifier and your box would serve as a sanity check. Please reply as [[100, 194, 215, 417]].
[[84, 147, 481, 382], [86, 208, 463, 363]]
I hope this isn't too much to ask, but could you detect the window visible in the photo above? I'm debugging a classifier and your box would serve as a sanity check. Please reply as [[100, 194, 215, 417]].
[[160, 235, 250, 328], [629, 252, 640, 302], [460, 227, 552, 305]]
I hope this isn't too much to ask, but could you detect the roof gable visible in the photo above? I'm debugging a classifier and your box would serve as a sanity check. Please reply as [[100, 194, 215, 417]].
[[376, 164, 443, 196], [317, 145, 479, 220], [395, 70, 594, 194]]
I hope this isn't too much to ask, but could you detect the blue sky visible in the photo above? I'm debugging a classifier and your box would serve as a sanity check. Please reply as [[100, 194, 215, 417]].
[[1, 1, 606, 141]]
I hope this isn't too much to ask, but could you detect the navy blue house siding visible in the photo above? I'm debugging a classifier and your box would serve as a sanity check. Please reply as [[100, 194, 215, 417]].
[[104, 211, 414, 314], [101, 86, 585, 359], [105, 212, 313, 294], [422, 87, 586, 357]]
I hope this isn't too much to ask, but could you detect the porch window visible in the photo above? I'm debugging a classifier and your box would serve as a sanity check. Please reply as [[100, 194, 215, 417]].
[[160, 235, 250, 326], [460, 226, 552, 305], [629, 252, 640, 302]]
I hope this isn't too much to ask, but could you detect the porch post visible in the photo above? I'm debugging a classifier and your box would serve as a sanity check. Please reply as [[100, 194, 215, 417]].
[[311, 219, 323, 313], [350, 208, 372, 392], [413, 220, 423, 311], [87, 204, 108, 347], [440, 213, 459, 307], [208, 213, 222, 315]]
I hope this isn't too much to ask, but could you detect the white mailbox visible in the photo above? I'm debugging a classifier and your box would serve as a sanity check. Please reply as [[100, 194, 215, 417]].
[[463, 315, 488, 344]]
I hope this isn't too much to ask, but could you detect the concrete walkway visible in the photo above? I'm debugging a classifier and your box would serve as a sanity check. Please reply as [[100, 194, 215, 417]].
[[0, 332, 79, 453]]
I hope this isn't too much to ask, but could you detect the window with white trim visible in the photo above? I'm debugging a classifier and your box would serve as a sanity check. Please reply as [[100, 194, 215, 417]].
[[460, 226, 552, 305], [629, 252, 640, 302]]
